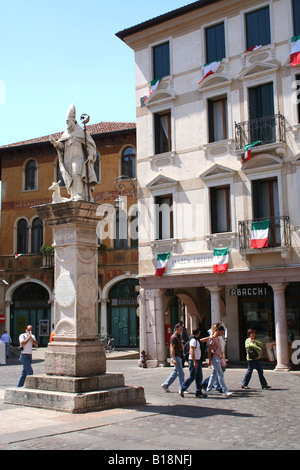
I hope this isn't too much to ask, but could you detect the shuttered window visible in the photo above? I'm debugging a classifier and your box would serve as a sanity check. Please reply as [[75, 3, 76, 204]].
[[208, 97, 228, 142], [293, 0, 300, 36], [205, 22, 225, 63], [153, 42, 170, 80], [154, 111, 171, 154], [246, 6, 271, 50]]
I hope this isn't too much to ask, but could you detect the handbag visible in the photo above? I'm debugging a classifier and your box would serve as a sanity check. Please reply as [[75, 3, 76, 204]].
[[248, 347, 259, 360]]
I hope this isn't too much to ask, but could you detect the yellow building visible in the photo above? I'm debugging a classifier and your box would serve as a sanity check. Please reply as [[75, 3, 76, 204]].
[[0, 122, 139, 349]]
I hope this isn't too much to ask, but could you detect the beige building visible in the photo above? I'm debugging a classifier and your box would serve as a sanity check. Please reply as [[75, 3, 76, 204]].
[[117, 0, 300, 368]]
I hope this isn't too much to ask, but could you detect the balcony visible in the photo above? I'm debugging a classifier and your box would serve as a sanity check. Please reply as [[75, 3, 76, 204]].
[[238, 216, 291, 255], [235, 113, 286, 153]]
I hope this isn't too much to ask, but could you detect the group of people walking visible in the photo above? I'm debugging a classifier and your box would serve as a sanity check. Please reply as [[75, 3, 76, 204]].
[[161, 322, 271, 398]]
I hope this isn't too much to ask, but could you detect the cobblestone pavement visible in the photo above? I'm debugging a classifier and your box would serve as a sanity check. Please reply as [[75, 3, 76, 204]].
[[0, 351, 299, 451]]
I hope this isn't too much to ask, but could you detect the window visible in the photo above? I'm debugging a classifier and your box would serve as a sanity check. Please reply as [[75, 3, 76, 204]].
[[245, 6, 270, 50], [208, 96, 228, 142], [249, 82, 275, 144], [155, 194, 173, 240], [293, 0, 300, 36], [121, 147, 136, 179], [25, 159, 37, 190], [31, 218, 43, 253], [154, 111, 171, 154], [210, 186, 231, 233], [153, 42, 170, 80], [205, 22, 225, 63], [252, 178, 280, 246], [17, 219, 28, 254]]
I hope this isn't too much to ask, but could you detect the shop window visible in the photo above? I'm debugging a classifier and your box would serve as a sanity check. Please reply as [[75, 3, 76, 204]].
[[205, 22, 225, 63], [155, 194, 173, 240], [121, 147, 136, 179], [17, 218, 28, 254], [245, 6, 271, 50], [153, 42, 170, 81], [293, 0, 300, 36], [210, 185, 231, 233], [208, 96, 228, 142], [31, 218, 43, 253], [154, 111, 171, 154], [25, 159, 37, 191]]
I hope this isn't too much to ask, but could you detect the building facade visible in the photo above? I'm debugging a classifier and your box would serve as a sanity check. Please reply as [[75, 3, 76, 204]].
[[0, 122, 139, 348], [117, 0, 300, 368]]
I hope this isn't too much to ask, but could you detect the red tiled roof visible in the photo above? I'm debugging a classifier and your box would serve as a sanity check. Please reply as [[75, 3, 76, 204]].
[[0, 122, 136, 149]]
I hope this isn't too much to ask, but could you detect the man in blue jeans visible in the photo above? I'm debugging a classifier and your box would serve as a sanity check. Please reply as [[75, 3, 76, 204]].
[[179, 328, 208, 398], [161, 323, 185, 392], [17, 325, 38, 388]]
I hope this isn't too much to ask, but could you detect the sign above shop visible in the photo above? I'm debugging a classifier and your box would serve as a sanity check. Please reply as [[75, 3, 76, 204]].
[[227, 286, 270, 297]]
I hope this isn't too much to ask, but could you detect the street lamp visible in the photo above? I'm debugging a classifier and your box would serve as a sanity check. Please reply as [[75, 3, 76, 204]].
[[114, 175, 136, 208]]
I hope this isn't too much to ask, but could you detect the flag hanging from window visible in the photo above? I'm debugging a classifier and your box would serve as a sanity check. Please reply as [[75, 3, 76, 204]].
[[155, 252, 170, 277], [15, 254, 23, 259], [144, 79, 162, 103], [291, 36, 300, 66], [250, 220, 270, 249], [199, 60, 221, 84], [213, 247, 229, 274], [243, 141, 262, 162], [245, 45, 262, 53]]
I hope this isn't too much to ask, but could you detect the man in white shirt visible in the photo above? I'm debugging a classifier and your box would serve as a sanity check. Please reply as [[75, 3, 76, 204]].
[[179, 328, 209, 398], [17, 325, 38, 387]]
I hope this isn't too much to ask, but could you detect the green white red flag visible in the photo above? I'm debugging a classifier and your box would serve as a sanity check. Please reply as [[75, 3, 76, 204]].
[[250, 220, 270, 248], [243, 141, 262, 162], [245, 45, 262, 53], [155, 252, 170, 277], [291, 36, 300, 66], [213, 247, 229, 274], [199, 60, 221, 84], [144, 79, 162, 103]]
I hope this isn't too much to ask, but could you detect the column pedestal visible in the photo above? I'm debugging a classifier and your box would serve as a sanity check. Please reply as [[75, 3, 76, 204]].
[[4, 201, 145, 412]]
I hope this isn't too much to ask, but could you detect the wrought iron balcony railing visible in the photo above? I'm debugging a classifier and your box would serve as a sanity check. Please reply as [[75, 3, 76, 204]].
[[238, 216, 291, 251], [235, 113, 286, 151]]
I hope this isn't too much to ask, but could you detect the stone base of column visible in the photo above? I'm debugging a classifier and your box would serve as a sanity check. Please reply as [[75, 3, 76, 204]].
[[4, 373, 146, 414], [274, 363, 291, 372], [44, 340, 106, 377]]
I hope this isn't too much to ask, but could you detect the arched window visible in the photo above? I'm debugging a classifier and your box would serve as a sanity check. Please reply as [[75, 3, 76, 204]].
[[31, 218, 43, 253], [17, 219, 28, 254], [121, 147, 136, 179], [25, 159, 37, 190]]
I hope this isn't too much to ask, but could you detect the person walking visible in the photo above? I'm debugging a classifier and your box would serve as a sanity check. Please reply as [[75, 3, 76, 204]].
[[206, 325, 232, 397], [0, 330, 12, 359], [179, 328, 208, 398], [161, 323, 185, 392], [17, 325, 38, 388], [242, 329, 271, 390]]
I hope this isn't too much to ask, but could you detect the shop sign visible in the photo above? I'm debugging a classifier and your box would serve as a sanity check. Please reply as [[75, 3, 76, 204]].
[[227, 286, 269, 297], [111, 298, 137, 306]]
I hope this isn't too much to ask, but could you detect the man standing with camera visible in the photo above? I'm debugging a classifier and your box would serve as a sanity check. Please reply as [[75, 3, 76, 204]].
[[17, 325, 38, 388]]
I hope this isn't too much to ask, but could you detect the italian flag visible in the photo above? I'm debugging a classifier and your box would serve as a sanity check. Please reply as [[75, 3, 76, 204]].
[[213, 248, 229, 274], [291, 36, 300, 66], [155, 252, 170, 277], [245, 45, 262, 53], [199, 60, 221, 84], [15, 254, 23, 259], [250, 220, 270, 248], [243, 141, 262, 162], [144, 79, 161, 103]]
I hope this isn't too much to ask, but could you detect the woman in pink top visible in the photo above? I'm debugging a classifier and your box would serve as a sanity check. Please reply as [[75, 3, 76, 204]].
[[206, 326, 232, 397]]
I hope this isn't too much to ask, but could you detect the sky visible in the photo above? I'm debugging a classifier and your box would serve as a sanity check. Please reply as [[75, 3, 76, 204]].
[[0, 0, 191, 146]]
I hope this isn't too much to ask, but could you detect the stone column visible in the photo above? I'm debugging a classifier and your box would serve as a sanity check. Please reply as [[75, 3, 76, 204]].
[[269, 282, 291, 371], [207, 286, 223, 326], [154, 289, 168, 366], [138, 288, 147, 365], [37, 201, 106, 377]]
